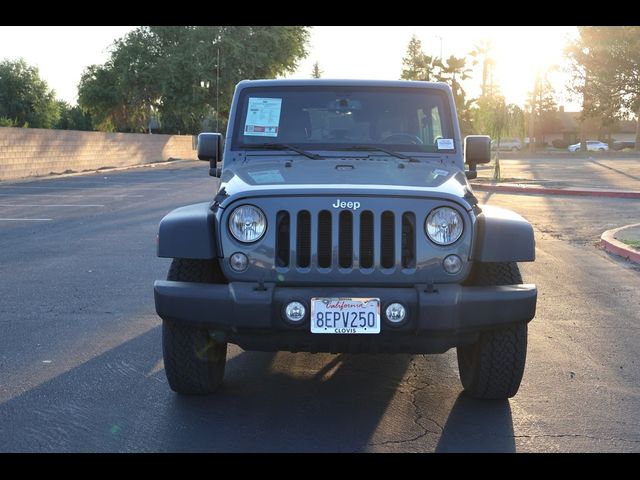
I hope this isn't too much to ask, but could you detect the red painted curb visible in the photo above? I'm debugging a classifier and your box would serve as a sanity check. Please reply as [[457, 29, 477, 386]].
[[470, 183, 640, 199], [600, 224, 640, 264]]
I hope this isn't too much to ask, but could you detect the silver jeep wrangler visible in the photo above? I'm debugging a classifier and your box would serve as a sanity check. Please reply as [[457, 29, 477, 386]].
[[154, 79, 537, 399]]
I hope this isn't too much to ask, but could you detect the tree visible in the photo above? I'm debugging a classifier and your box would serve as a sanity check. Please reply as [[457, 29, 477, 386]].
[[525, 70, 558, 149], [54, 101, 93, 131], [400, 35, 475, 135], [473, 95, 522, 180], [0, 58, 59, 128], [78, 26, 310, 134], [311, 61, 323, 78], [401, 35, 438, 81], [436, 55, 473, 136], [470, 39, 496, 98], [566, 26, 640, 150]]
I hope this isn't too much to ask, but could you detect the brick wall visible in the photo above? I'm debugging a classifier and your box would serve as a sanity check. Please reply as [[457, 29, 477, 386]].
[[0, 127, 197, 181]]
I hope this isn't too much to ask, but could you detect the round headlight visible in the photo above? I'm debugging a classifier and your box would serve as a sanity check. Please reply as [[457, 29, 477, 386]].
[[425, 207, 463, 245], [228, 205, 267, 243]]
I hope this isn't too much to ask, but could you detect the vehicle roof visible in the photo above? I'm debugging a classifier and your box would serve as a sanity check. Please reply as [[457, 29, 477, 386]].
[[236, 78, 452, 91]]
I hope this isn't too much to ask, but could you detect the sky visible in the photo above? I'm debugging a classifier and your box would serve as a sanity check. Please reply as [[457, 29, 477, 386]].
[[0, 26, 580, 110], [0, 26, 136, 104]]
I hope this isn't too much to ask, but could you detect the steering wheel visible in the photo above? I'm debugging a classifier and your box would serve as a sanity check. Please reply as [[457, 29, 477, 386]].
[[381, 133, 424, 145]]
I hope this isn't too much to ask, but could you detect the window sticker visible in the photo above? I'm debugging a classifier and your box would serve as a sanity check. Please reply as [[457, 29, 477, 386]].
[[244, 97, 282, 137], [436, 138, 454, 150], [247, 169, 285, 184]]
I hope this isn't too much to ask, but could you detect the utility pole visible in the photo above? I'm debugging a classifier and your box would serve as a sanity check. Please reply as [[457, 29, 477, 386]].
[[216, 45, 220, 133], [435, 35, 443, 59]]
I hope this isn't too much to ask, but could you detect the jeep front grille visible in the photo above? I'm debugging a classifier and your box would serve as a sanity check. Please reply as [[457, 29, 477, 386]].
[[275, 209, 416, 271]]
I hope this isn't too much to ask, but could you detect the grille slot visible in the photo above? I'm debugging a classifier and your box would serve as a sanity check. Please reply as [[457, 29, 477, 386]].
[[296, 210, 311, 268], [359, 211, 374, 268], [380, 211, 395, 269], [276, 211, 290, 267], [279, 205, 412, 272], [317, 210, 332, 268], [338, 211, 353, 268], [401, 212, 416, 268]]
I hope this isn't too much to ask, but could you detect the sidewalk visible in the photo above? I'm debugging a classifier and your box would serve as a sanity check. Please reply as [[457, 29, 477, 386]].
[[600, 224, 640, 264], [471, 155, 640, 199], [470, 181, 640, 199]]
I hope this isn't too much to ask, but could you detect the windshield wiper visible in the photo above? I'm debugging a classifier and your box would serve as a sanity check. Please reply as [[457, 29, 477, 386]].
[[243, 143, 324, 160], [341, 145, 419, 162]]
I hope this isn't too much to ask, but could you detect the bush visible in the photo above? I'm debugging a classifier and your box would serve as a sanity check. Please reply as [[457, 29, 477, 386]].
[[552, 139, 570, 149], [0, 117, 28, 127], [0, 117, 18, 127]]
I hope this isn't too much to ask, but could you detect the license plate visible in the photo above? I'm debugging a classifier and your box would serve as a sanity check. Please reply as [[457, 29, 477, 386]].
[[310, 297, 380, 334]]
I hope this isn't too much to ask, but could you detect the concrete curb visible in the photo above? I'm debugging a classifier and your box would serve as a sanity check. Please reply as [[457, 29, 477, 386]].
[[471, 182, 640, 199], [0, 159, 192, 185], [600, 223, 640, 264]]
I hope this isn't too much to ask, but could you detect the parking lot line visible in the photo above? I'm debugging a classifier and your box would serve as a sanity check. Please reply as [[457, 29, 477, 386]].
[[0, 204, 104, 207], [0, 218, 53, 221], [0, 193, 144, 198]]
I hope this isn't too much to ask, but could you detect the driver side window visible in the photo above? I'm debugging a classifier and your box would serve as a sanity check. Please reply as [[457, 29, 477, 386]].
[[417, 106, 443, 146], [431, 106, 443, 143]]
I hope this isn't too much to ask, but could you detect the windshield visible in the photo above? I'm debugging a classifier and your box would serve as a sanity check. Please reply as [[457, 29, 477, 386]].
[[232, 86, 455, 154]]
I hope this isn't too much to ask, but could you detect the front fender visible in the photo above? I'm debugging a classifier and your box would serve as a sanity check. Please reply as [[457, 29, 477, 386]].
[[157, 202, 218, 259], [472, 205, 535, 262]]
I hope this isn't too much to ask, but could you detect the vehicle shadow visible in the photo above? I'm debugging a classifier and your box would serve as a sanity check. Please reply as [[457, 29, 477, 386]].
[[162, 348, 414, 452], [436, 393, 515, 452], [1, 322, 518, 452], [0, 326, 413, 452]]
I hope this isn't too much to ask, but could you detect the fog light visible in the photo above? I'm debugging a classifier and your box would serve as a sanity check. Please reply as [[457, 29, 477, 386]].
[[385, 303, 406, 324], [284, 301, 306, 324], [229, 252, 248, 272], [443, 254, 462, 274]]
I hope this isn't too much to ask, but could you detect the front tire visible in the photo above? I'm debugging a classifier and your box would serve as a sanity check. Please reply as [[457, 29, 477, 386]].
[[457, 262, 528, 399], [162, 259, 227, 395]]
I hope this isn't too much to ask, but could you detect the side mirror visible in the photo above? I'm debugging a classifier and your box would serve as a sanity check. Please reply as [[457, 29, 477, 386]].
[[464, 135, 491, 165], [197, 133, 224, 177]]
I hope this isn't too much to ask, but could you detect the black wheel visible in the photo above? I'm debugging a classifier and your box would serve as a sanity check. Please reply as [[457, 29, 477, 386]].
[[511, 147, 519, 152], [162, 258, 227, 395], [598, 148, 605, 152], [457, 262, 528, 399]]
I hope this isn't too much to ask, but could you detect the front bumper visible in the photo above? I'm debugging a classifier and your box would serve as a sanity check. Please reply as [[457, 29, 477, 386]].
[[154, 281, 537, 354]]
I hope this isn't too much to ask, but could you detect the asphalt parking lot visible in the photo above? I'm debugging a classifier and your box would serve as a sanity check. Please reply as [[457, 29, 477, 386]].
[[0, 158, 638, 452]]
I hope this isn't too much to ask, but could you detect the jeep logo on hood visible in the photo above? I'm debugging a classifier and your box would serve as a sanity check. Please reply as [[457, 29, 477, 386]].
[[332, 199, 361, 210]]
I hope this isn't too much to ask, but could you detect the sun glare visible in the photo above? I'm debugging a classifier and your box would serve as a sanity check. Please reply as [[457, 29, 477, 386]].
[[487, 26, 576, 107], [293, 26, 579, 110]]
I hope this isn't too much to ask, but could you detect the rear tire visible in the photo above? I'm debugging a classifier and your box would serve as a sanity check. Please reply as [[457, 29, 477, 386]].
[[162, 259, 227, 395], [457, 262, 528, 399]]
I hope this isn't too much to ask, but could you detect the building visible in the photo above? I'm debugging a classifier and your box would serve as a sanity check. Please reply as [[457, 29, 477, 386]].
[[542, 107, 637, 147]]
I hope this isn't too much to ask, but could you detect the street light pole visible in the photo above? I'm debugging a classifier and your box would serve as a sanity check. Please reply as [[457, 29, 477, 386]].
[[435, 35, 443, 59]]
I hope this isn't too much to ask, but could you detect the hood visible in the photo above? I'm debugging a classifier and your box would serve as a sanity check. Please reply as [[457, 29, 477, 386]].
[[217, 157, 472, 209]]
